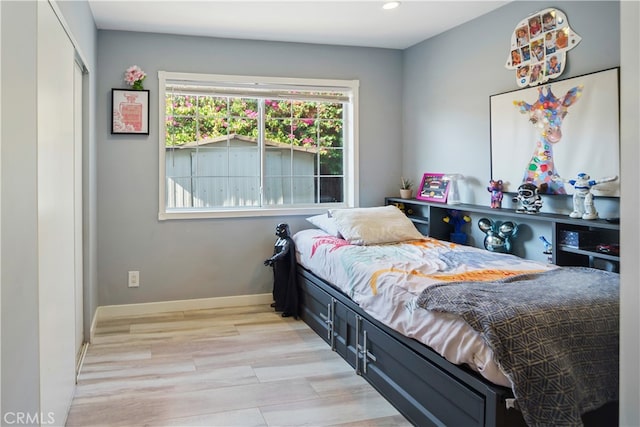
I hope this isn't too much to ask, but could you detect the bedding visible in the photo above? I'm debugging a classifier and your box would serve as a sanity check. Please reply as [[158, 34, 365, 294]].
[[294, 228, 619, 426], [418, 268, 619, 427], [306, 213, 342, 238], [329, 205, 424, 245]]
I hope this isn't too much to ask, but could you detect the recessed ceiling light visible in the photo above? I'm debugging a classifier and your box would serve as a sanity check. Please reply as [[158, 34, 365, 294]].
[[382, 1, 401, 10]]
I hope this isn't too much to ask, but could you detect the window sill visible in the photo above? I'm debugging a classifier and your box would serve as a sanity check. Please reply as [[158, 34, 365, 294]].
[[158, 204, 348, 220]]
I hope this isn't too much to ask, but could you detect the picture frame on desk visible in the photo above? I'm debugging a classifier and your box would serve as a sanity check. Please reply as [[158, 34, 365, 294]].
[[416, 173, 450, 202]]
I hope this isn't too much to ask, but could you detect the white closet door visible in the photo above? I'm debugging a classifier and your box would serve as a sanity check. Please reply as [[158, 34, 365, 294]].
[[74, 60, 84, 365], [0, 3, 3, 416], [37, 1, 76, 422]]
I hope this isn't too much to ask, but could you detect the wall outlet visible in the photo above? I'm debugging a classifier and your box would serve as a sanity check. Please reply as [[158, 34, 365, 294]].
[[128, 271, 140, 288]]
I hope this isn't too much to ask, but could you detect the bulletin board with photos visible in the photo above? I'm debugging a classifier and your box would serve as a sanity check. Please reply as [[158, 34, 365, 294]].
[[505, 8, 582, 88]]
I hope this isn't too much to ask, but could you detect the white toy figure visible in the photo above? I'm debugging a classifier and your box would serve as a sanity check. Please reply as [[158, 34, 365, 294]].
[[512, 183, 543, 214], [561, 173, 618, 220]]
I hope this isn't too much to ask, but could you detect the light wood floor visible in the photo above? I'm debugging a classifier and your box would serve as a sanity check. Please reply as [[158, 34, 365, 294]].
[[67, 304, 412, 427]]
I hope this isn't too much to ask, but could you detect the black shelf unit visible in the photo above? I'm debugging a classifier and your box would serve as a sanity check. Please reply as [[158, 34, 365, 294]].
[[385, 197, 620, 272]]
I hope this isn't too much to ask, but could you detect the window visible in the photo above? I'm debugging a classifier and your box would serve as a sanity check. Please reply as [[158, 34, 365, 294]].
[[158, 72, 359, 219]]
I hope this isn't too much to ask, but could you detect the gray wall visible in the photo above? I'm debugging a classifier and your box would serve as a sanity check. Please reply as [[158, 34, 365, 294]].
[[402, 1, 620, 261], [96, 31, 403, 305], [403, 1, 620, 203]]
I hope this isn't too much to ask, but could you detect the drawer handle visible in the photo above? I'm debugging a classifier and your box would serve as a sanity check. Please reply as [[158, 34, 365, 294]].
[[329, 300, 336, 350], [363, 330, 377, 374], [319, 303, 334, 346], [355, 315, 361, 375]]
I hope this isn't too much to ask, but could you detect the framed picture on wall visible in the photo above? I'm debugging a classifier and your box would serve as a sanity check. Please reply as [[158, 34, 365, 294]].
[[490, 67, 620, 196], [111, 89, 150, 135], [416, 173, 450, 202]]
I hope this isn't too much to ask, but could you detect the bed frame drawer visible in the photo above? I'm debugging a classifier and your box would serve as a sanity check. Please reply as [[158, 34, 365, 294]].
[[298, 275, 359, 368], [358, 316, 485, 426], [298, 276, 333, 346]]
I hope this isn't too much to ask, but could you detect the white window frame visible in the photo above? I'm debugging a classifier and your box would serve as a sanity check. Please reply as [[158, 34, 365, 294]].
[[158, 71, 359, 220]]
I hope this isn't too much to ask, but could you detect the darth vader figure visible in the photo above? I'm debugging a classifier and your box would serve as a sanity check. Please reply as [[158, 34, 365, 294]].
[[264, 223, 298, 318]]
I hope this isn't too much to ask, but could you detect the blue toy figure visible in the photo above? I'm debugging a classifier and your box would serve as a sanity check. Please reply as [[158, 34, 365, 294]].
[[443, 210, 471, 244], [478, 218, 518, 253], [539, 236, 553, 254], [487, 179, 504, 209], [539, 235, 553, 263]]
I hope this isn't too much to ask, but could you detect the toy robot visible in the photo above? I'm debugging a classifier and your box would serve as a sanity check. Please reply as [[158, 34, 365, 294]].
[[478, 218, 518, 253], [560, 173, 618, 220], [487, 179, 504, 209], [512, 182, 543, 214], [264, 223, 298, 318]]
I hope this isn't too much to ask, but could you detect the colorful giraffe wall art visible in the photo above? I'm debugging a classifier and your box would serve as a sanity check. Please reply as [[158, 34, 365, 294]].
[[513, 85, 581, 194], [490, 68, 620, 197]]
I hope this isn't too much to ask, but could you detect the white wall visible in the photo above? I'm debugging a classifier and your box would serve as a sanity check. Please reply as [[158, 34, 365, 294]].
[[0, 0, 3, 417], [1, 2, 41, 419], [1, 0, 98, 423], [619, 1, 640, 424]]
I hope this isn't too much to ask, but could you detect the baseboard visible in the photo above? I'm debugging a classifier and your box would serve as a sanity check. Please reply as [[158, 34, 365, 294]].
[[75, 342, 89, 383], [95, 293, 273, 323], [89, 308, 100, 343]]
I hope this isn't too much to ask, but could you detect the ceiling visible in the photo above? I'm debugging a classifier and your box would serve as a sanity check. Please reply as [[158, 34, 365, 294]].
[[88, 1, 510, 50]]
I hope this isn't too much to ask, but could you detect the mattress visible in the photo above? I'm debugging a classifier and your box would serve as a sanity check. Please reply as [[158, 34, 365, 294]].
[[293, 228, 556, 387]]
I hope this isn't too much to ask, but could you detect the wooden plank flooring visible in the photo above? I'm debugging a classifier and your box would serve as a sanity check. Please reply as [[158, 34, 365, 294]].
[[67, 304, 412, 426]]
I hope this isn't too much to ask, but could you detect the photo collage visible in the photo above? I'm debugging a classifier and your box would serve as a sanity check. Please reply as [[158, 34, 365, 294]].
[[505, 8, 581, 88]]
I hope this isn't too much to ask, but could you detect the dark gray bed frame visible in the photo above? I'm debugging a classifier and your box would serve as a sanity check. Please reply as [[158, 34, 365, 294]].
[[296, 265, 617, 427]]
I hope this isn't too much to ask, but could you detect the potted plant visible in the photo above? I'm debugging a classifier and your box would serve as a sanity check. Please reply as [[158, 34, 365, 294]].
[[400, 177, 413, 199]]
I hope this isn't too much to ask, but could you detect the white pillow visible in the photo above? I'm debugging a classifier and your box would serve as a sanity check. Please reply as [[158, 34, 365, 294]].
[[329, 205, 423, 245], [306, 213, 342, 238]]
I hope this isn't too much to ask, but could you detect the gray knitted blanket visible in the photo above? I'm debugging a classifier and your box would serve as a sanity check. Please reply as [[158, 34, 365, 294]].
[[417, 267, 619, 427]]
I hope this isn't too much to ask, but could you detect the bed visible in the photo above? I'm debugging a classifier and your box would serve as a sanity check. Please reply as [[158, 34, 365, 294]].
[[294, 205, 619, 427]]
